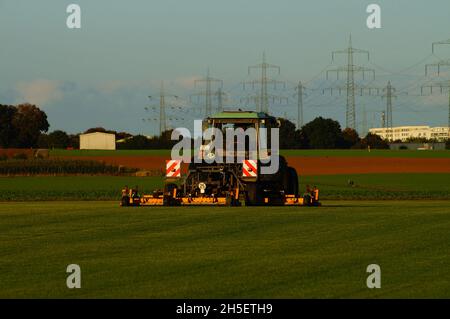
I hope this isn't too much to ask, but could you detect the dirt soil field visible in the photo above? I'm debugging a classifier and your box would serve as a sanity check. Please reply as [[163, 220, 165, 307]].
[[0, 148, 35, 158], [59, 155, 450, 175]]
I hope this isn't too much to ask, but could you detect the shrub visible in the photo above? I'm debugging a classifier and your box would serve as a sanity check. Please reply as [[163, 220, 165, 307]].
[[359, 133, 389, 149]]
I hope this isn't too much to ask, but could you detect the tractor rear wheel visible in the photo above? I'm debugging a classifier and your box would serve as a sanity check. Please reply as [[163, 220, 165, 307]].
[[286, 167, 299, 196], [163, 183, 178, 205], [246, 183, 262, 206], [121, 196, 130, 207]]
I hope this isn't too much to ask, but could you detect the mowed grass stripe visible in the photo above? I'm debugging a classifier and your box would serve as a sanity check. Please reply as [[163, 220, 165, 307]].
[[0, 201, 449, 298], [1, 173, 450, 201]]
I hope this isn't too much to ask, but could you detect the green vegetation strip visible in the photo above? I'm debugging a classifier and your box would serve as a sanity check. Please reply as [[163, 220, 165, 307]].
[[0, 173, 449, 201], [0, 176, 162, 201], [0, 159, 137, 175], [301, 173, 450, 200], [50, 149, 450, 158], [0, 200, 449, 298]]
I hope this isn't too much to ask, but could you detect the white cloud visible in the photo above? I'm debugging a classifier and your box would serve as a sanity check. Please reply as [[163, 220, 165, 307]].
[[16, 79, 63, 106], [173, 76, 201, 89], [96, 80, 128, 94]]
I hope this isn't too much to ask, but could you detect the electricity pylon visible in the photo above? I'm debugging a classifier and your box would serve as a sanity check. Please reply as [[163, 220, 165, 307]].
[[432, 38, 450, 54], [361, 103, 368, 136], [215, 87, 228, 113], [324, 35, 375, 129], [294, 81, 306, 128], [422, 80, 450, 136], [382, 81, 397, 140], [425, 42, 450, 137], [145, 80, 179, 136], [243, 52, 287, 114], [359, 81, 402, 140], [191, 69, 223, 118]]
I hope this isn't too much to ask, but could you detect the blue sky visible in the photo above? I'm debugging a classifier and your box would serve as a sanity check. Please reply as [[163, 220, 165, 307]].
[[1, 0, 450, 135]]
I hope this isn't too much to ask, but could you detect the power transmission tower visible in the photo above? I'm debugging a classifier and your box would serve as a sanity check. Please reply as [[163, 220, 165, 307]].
[[430, 39, 450, 137], [432, 39, 450, 54], [324, 35, 375, 129], [243, 52, 287, 114], [425, 46, 450, 136], [422, 80, 450, 134], [359, 81, 402, 140], [361, 103, 368, 136], [294, 81, 306, 128], [145, 81, 179, 136], [383, 81, 397, 140], [191, 69, 223, 118], [215, 87, 228, 113], [381, 111, 386, 128]]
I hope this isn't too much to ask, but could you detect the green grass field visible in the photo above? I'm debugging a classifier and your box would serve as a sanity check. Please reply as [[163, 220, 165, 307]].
[[50, 149, 450, 158], [0, 176, 162, 201], [1, 200, 449, 298], [1, 173, 449, 201]]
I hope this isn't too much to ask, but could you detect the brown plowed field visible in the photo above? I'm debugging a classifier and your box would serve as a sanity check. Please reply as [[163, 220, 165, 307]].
[[62, 156, 450, 175]]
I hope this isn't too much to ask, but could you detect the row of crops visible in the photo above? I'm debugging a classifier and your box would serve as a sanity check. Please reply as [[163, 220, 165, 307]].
[[0, 159, 138, 175]]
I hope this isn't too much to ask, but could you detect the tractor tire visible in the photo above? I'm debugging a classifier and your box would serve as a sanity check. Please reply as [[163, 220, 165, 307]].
[[121, 196, 130, 207], [163, 183, 178, 206], [246, 183, 262, 206], [303, 194, 312, 206], [287, 167, 299, 196]]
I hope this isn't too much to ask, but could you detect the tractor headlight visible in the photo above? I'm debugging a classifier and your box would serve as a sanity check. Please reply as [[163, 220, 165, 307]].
[[198, 182, 207, 194], [206, 152, 215, 161]]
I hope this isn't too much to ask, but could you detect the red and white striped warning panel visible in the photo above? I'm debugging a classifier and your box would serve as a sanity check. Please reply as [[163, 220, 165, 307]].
[[242, 160, 258, 177], [166, 160, 181, 178]]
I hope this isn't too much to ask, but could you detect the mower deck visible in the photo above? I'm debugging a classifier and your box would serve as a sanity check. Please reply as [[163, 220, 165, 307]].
[[122, 193, 315, 207]]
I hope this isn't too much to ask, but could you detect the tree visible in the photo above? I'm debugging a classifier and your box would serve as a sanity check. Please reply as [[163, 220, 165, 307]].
[[68, 134, 80, 149], [446, 139, 450, 150], [38, 130, 71, 149], [117, 135, 152, 150], [84, 127, 108, 134], [406, 137, 429, 143], [0, 105, 17, 148], [116, 131, 133, 141], [301, 117, 344, 149], [360, 133, 389, 149], [37, 134, 50, 148], [278, 118, 306, 149], [342, 128, 360, 149], [11, 104, 49, 148]]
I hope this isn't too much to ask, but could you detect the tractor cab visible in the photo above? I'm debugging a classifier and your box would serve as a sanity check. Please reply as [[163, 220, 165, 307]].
[[200, 111, 279, 162]]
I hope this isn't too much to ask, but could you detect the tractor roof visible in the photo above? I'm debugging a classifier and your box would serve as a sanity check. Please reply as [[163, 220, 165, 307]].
[[210, 110, 272, 120]]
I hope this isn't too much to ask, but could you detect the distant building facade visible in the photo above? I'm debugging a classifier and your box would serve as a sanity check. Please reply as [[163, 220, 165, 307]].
[[79, 132, 116, 150], [369, 126, 449, 142]]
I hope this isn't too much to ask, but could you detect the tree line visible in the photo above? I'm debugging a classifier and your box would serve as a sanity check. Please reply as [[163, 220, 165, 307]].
[[1, 103, 447, 150]]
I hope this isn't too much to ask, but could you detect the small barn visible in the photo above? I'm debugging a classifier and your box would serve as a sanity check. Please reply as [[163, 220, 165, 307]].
[[79, 132, 116, 150]]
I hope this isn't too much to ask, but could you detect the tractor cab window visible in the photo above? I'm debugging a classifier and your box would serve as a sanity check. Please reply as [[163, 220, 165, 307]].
[[259, 119, 273, 158], [217, 121, 258, 159]]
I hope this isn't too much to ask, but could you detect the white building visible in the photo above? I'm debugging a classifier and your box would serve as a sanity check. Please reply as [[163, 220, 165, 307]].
[[369, 126, 449, 142], [430, 127, 450, 141], [79, 132, 116, 150]]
